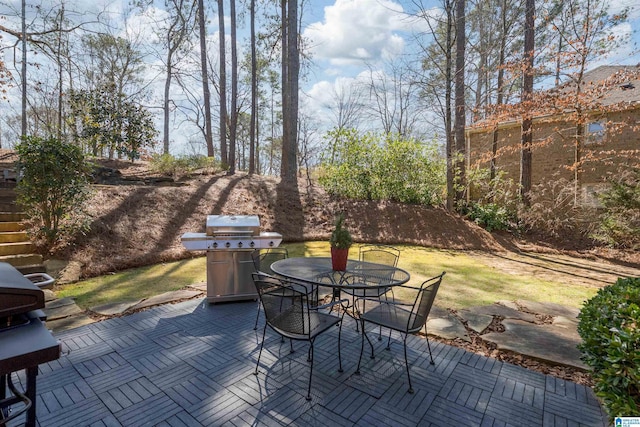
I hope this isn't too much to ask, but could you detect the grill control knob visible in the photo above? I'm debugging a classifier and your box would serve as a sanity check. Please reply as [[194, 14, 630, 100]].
[[225, 242, 231, 248], [212, 242, 218, 249], [250, 241, 255, 248], [269, 241, 274, 247], [238, 241, 243, 248]]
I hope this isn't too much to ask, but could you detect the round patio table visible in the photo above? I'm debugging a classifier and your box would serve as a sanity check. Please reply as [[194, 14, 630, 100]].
[[270, 257, 410, 293]]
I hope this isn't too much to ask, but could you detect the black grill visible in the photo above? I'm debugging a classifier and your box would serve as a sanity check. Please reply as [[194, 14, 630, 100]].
[[0, 262, 60, 427]]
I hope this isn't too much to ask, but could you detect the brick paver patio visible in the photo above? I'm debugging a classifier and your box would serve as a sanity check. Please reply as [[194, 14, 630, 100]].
[[7, 298, 607, 426]]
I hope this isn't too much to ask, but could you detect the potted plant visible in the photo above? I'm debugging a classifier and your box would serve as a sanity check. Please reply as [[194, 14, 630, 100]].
[[330, 213, 353, 271]]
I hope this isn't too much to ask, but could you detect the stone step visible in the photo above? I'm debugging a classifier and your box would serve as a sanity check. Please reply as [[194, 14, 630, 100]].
[[0, 202, 20, 212], [0, 253, 43, 268], [0, 231, 28, 243], [0, 241, 35, 256], [0, 222, 23, 232], [0, 211, 26, 222], [16, 263, 47, 275]]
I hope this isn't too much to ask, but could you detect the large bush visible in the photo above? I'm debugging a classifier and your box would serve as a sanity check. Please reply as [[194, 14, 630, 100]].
[[16, 136, 92, 253], [318, 128, 445, 206], [577, 277, 640, 420], [592, 169, 640, 250], [149, 153, 219, 178]]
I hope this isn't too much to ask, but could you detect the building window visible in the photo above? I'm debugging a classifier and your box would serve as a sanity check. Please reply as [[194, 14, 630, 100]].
[[585, 121, 606, 145]]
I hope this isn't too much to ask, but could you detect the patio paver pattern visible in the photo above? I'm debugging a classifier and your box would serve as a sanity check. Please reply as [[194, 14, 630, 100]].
[[9, 298, 607, 426]]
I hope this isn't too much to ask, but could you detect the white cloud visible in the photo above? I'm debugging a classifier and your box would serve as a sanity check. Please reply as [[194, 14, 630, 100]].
[[124, 6, 169, 45], [608, 0, 640, 20], [303, 0, 407, 66]]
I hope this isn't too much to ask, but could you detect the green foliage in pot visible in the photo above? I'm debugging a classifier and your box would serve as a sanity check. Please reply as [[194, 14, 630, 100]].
[[330, 213, 353, 249], [577, 277, 640, 420]]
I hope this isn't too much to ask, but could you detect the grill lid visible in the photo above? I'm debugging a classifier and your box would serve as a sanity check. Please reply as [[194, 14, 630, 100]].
[[206, 215, 260, 236], [0, 262, 45, 318]]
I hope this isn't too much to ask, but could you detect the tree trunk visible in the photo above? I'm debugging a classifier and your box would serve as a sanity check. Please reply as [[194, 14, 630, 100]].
[[445, 0, 455, 211], [280, 0, 289, 179], [249, 0, 257, 174], [520, 0, 534, 206], [453, 0, 466, 208], [197, 0, 214, 157], [218, 0, 228, 167], [163, 44, 172, 155], [283, 0, 299, 182], [228, 0, 237, 174], [490, 0, 509, 183], [21, 0, 27, 137]]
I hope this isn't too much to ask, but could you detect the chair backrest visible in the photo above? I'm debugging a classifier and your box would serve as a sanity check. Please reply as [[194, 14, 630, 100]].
[[251, 272, 309, 335], [252, 248, 288, 275], [359, 245, 400, 267], [406, 272, 445, 333]]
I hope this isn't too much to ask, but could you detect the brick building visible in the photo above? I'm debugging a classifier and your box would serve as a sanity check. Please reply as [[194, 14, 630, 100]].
[[466, 65, 640, 206]]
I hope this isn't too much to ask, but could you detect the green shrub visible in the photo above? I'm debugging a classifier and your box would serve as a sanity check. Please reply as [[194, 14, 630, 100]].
[[149, 153, 219, 178], [592, 169, 640, 250], [465, 202, 516, 232], [16, 136, 92, 253], [318, 128, 445, 206], [577, 277, 640, 420]]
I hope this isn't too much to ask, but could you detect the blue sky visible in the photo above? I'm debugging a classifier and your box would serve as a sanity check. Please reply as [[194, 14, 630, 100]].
[[0, 0, 638, 154]]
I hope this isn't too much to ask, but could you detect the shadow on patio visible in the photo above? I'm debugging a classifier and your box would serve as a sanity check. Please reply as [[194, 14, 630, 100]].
[[9, 298, 607, 426]]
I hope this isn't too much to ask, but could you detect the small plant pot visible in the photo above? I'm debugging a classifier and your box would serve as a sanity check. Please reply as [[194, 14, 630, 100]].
[[331, 247, 349, 271]]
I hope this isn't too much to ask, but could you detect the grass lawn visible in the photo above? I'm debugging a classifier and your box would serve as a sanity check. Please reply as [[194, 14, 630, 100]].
[[57, 242, 600, 310]]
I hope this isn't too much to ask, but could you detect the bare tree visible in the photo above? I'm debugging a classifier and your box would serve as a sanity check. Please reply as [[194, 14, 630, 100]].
[[280, 0, 299, 182], [197, 0, 214, 156], [412, 0, 456, 208], [249, 0, 257, 174], [520, 0, 534, 205], [364, 59, 424, 138], [228, 0, 238, 174], [326, 78, 365, 133], [217, 0, 228, 167], [453, 0, 466, 208]]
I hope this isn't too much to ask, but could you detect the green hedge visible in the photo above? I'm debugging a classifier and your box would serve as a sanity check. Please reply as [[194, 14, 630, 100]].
[[577, 277, 640, 420], [318, 128, 445, 206]]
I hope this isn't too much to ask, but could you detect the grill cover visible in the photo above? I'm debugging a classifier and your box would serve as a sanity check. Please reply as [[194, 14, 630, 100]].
[[206, 215, 260, 236]]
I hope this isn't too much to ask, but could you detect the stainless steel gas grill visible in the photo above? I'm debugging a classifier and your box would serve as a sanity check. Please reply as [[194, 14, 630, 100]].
[[0, 262, 61, 427], [181, 215, 283, 303]]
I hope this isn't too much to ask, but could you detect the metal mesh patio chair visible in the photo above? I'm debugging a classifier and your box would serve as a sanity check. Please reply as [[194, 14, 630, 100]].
[[252, 247, 289, 276], [252, 272, 347, 401], [252, 248, 317, 330], [355, 272, 445, 394], [344, 245, 400, 334], [252, 248, 289, 329]]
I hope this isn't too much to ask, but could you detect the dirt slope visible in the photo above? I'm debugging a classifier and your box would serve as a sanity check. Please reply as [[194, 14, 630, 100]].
[[54, 162, 638, 279]]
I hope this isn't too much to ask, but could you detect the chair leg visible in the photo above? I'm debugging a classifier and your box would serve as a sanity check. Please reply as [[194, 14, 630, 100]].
[[353, 294, 359, 332], [338, 313, 345, 373], [254, 324, 267, 375], [254, 302, 261, 330], [386, 329, 392, 350], [425, 325, 435, 365], [355, 319, 365, 375], [306, 341, 314, 401], [403, 334, 414, 394], [361, 323, 375, 359]]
